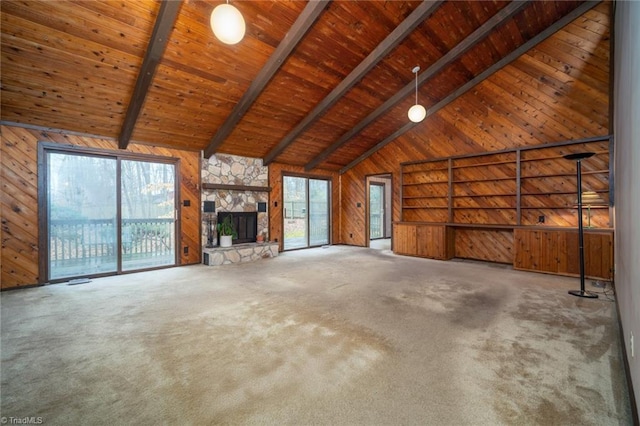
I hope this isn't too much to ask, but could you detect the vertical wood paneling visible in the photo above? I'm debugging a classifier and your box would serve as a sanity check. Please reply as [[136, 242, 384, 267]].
[[1, 125, 201, 289], [514, 228, 613, 280], [392, 223, 453, 260], [416, 225, 454, 260], [392, 223, 417, 256]]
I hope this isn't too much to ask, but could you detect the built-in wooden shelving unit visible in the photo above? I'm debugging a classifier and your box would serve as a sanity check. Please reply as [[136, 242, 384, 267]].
[[395, 137, 613, 279], [400, 137, 611, 227]]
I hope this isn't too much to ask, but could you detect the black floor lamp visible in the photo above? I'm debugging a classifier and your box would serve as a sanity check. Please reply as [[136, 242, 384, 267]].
[[563, 152, 597, 299]]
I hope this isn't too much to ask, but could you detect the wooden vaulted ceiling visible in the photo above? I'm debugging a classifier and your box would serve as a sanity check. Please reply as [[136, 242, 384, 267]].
[[1, 0, 601, 172]]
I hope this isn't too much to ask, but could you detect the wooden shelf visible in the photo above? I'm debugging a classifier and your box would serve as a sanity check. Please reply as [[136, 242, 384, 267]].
[[452, 176, 516, 183], [521, 169, 608, 179], [393, 221, 614, 232], [402, 167, 449, 174], [452, 193, 516, 198], [521, 190, 606, 196], [453, 206, 516, 210], [402, 206, 449, 210], [520, 149, 609, 163], [402, 195, 448, 199], [452, 159, 515, 169], [403, 181, 448, 186], [202, 183, 271, 192], [394, 221, 519, 230], [520, 205, 609, 209]]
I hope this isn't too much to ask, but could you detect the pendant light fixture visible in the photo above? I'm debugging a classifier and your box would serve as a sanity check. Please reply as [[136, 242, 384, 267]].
[[210, 1, 245, 45], [407, 66, 426, 123]]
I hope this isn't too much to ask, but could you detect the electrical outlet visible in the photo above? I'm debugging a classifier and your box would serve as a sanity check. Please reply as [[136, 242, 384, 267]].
[[538, 215, 545, 223], [631, 332, 635, 358]]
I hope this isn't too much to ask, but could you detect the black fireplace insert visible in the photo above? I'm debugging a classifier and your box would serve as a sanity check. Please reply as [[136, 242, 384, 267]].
[[217, 212, 257, 244]]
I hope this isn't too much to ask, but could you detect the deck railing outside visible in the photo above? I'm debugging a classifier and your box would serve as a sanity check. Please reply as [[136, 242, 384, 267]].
[[370, 213, 382, 239], [50, 218, 175, 263]]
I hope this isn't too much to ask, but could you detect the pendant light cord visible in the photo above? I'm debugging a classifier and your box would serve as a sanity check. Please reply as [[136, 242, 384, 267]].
[[415, 69, 418, 104]]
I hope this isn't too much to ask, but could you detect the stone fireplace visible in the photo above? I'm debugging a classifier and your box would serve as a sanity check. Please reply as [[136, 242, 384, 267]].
[[201, 153, 269, 247], [201, 153, 278, 266]]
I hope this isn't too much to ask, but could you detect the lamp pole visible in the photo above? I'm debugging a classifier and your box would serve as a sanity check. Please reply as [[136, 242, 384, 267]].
[[563, 152, 597, 299]]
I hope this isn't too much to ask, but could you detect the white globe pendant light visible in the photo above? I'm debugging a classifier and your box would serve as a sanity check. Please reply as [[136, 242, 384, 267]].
[[408, 66, 426, 123], [210, 2, 245, 45], [408, 104, 426, 123]]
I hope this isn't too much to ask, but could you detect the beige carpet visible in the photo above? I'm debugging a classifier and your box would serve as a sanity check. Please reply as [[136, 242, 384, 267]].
[[0, 246, 633, 425]]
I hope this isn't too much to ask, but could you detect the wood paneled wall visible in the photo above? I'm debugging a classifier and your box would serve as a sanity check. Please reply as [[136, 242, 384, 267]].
[[1, 125, 201, 289], [268, 162, 340, 251], [340, 4, 611, 261], [454, 228, 514, 264]]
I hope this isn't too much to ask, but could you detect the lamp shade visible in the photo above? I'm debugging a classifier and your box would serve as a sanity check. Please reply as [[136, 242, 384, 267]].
[[210, 3, 245, 45], [579, 191, 605, 206], [408, 104, 426, 123]]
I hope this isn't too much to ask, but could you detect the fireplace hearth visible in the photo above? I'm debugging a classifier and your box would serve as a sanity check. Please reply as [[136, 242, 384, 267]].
[[217, 212, 257, 244]]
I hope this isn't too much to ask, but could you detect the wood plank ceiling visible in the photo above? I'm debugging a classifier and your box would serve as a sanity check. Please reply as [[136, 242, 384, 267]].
[[1, 0, 597, 172]]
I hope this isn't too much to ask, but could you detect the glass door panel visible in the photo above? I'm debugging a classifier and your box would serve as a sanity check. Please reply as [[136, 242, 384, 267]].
[[369, 183, 384, 239], [283, 176, 307, 250], [121, 160, 176, 271], [309, 179, 329, 246], [47, 153, 117, 280], [283, 176, 330, 250]]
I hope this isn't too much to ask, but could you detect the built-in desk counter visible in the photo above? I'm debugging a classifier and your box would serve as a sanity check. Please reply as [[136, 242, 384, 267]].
[[393, 222, 613, 281]]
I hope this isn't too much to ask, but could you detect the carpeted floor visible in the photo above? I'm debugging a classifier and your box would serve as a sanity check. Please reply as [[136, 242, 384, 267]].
[[0, 246, 633, 425]]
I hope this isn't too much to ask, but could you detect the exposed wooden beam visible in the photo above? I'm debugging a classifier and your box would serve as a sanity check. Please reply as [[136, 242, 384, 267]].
[[118, 0, 181, 150], [305, 0, 531, 171], [339, 0, 601, 174], [262, 0, 444, 166], [203, 0, 330, 159]]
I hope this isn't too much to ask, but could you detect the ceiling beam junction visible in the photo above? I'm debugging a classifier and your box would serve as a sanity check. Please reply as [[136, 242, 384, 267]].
[[203, 0, 331, 159], [118, 0, 181, 150], [262, 0, 444, 166], [304, 0, 531, 171], [339, 1, 601, 174]]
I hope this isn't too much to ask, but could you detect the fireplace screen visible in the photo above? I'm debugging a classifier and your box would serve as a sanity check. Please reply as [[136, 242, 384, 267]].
[[217, 212, 257, 244]]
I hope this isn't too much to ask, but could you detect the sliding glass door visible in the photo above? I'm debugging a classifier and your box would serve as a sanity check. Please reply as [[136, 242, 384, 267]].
[[48, 153, 118, 279], [45, 149, 177, 281], [283, 175, 330, 250], [309, 179, 329, 246], [121, 160, 176, 271]]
